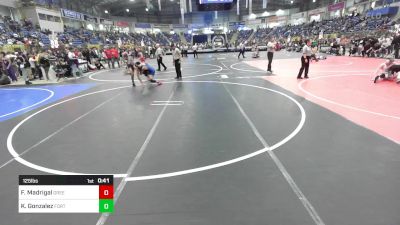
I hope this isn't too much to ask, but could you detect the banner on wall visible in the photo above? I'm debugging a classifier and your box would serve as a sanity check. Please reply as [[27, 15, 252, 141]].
[[153, 24, 171, 29], [211, 23, 223, 29], [267, 16, 287, 22], [325, 33, 338, 39], [135, 23, 151, 28], [308, 7, 326, 15], [366, 7, 399, 17], [328, 2, 345, 12], [173, 24, 189, 29], [246, 19, 262, 25], [0, 45, 25, 52], [190, 24, 204, 29], [100, 18, 113, 25], [61, 8, 83, 20], [291, 12, 306, 19], [228, 21, 245, 28], [87, 44, 101, 49], [84, 15, 98, 23], [116, 21, 130, 27]]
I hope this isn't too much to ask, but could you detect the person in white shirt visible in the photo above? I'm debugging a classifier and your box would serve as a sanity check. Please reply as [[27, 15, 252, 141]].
[[183, 45, 188, 57], [267, 39, 275, 73], [297, 40, 312, 79], [155, 44, 167, 71], [386, 36, 393, 55], [383, 36, 393, 56], [28, 55, 37, 78], [172, 44, 182, 79], [192, 43, 198, 58], [238, 42, 245, 58], [67, 48, 78, 78]]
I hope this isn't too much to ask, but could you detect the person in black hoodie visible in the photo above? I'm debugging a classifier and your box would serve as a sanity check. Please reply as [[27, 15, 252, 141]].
[[16, 52, 32, 85], [82, 48, 91, 64], [392, 34, 400, 59]]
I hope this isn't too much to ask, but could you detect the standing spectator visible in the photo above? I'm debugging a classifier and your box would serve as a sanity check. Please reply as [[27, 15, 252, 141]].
[[90, 47, 99, 59], [171, 44, 182, 80], [238, 42, 246, 59], [82, 48, 91, 64], [155, 44, 167, 71], [297, 40, 312, 79], [0, 53, 5, 75], [386, 36, 393, 55], [111, 46, 120, 68], [192, 43, 198, 58], [67, 48, 78, 78], [104, 47, 113, 69], [183, 44, 188, 57], [1, 52, 17, 82], [392, 34, 400, 59], [39, 51, 51, 80], [267, 39, 275, 73], [28, 54, 36, 79], [16, 52, 31, 85]]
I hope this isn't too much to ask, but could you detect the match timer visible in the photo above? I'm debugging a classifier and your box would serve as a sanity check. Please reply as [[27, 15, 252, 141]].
[[18, 175, 114, 213]]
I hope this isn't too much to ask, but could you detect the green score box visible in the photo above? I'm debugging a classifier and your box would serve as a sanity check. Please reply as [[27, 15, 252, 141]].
[[99, 199, 114, 213]]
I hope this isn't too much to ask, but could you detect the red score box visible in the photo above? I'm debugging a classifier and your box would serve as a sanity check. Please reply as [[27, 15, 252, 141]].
[[99, 185, 114, 199]]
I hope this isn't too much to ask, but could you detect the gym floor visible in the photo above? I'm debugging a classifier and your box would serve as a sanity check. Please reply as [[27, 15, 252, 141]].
[[0, 51, 399, 225]]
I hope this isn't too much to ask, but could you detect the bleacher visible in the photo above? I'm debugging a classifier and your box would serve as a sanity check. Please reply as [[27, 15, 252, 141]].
[[0, 12, 397, 49]]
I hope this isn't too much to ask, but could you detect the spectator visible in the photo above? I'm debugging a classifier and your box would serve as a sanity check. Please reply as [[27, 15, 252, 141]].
[[111, 46, 120, 68], [104, 47, 113, 69], [67, 48, 78, 78], [16, 52, 31, 85], [1, 52, 17, 82]]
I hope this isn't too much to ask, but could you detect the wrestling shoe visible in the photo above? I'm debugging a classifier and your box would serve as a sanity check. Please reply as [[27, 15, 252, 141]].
[[374, 75, 379, 83]]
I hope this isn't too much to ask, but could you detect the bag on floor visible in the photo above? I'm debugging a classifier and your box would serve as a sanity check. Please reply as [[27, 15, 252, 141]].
[[0, 74, 11, 85]]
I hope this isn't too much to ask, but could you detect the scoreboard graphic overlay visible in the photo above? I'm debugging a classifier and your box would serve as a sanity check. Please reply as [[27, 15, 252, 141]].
[[19, 175, 114, 213]]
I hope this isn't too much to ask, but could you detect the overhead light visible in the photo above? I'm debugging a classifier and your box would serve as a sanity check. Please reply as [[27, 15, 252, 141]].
[[170, 0, 174, 1], [313, 0, 316, 2], [104, 10, 109, 14], [130, 0, 134, 1], [249, 13, 256, 19], [126, 9, 129, 12], [276, 9, 284, 15], [145, 7, 149, 11], [290, 0, 293, 4]]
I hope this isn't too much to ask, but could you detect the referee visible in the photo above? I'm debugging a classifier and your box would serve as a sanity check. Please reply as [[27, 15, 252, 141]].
[[155, 44, 167, 71], [267, 38, 275, 73], [192, 43, 198, 58], [172, 44, 182, 80], [297, 40, 312, 79]]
